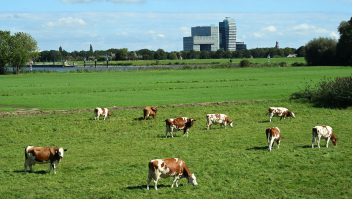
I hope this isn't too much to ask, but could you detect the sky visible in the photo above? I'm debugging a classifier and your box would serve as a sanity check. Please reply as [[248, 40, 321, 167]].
[[1, 0, 351, 52]]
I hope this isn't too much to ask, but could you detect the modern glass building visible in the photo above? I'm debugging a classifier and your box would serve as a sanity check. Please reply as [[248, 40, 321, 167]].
[[219, 17, 236, 51], [183, 26, 219, 52]]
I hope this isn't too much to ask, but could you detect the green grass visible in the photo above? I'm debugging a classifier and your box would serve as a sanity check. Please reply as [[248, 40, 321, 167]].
[[0, 100, 351, 198], [0, 66, 351, 111]]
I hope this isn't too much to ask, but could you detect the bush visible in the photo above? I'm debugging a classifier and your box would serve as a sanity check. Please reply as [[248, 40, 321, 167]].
[[240, 59, 250, 67], [291, 62, 306, 66], [292, 76, 352, 108], [279, 62, 287, 67]]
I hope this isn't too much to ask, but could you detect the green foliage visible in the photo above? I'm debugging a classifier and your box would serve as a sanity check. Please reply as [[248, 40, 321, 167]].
[[240, 59, 250, 67], [336, 17, 352, 66], [305, 37, 337, 66], [0, 30, 11, 75], [278, 62, 287, 67], [292, 75, 352, 108], [291, 62, 306, 67]]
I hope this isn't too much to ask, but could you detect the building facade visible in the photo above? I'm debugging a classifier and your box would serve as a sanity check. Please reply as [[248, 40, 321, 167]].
[[219, 17, 236, 51], [236, 42, 247, 51], [183, 26, 219, 52]]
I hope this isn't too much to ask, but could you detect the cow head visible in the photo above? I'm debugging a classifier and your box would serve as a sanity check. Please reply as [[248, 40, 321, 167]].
[[187, 119, 196, 127], [188, 173, 198, 186], [331, 137, 338, 146], [288, 111, 295, 119], [107, 111, 111, 119], [57, 148, 67, 158], [229, 120, 233, 128], [151, 107, 157, 113]]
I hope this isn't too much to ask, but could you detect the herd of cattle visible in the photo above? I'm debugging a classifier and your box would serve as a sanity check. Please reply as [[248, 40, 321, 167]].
[[23, 106, 338, 190]]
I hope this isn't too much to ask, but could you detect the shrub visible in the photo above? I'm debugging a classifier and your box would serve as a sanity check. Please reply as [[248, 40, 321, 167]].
[[240, 59, 250, 67], [291, 62, 306, 66], [292, 76, 352, 108], [279, 62, 287, 67]]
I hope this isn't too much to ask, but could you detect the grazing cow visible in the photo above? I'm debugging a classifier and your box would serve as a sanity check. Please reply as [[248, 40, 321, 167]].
[[265, 127, 284, 151], [165, 117, 196, 138], [144, 107, 157, 120], [269, 107, 295, 122], [147, 158, 198, 190], [24, 146, 67, 174], [312, 126, 338, 148], [206, 114, 233, 130], [94, 107, 111, 120]]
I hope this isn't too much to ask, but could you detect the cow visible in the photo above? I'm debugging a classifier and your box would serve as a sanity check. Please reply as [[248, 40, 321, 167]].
[[147, 158, 198, 190], [94, 107, 111, 120], [24, 146, 67, 174], [143, 107, 157, 120], [206, 114, 233, 130], [269, 107, 295, 122], [165, 117, 196, 138], [312, 125, 338, 148], [265, 127, 284, 151]]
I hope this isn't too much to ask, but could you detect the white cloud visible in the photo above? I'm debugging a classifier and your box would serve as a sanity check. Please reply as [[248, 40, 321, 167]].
[[262, 25, 277, 32], [253, 33, 264, 38], [288, 23, 329, 34], [330, 31, 339, 39], [157, 34, 165, 38], [42, 17, 87, 28]]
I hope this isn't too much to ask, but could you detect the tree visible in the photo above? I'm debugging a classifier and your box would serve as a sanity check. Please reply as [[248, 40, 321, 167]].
[[0, 30, 11, 75], [154, 49, 167, 60], [200, 50, 209, 59], [116, 48, 128, 60], [215, 49, 224, 59], [168, 52, 177, 60], [224, 50, 232, 58], [10, 32, 39, 74], [295, 46, 306, 57], [336, 17, 352, 66], [59, 46, 62, 54], [305, 37, 337, 66]]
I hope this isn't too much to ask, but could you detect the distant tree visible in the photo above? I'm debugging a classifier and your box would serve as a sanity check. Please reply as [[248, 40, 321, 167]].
[[116, 48, 128, 60], [167, 52, 176, 60], [200, 50, 209, 59], [181, 51, 189, 60], [189, 50, 200, 59], [283, 47, 295, 57], [305, 37, 337, 66], [223, 50, 232, 58], [154, 49, 167, 60], [243, 49, 251, 58], [0, 30, 11, 75], [295, 46, 306, 57], [59, 46, 62, 54], [215, 49, 224, 59], [336, 17, 352, 66], [10, 32, 39, 74]]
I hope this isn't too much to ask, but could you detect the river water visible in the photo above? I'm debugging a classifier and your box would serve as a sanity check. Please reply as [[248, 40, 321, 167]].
[[23, 65, 180, 72]]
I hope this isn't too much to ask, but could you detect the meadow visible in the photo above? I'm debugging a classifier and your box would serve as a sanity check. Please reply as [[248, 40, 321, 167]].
[[0, 66, 352, 198]]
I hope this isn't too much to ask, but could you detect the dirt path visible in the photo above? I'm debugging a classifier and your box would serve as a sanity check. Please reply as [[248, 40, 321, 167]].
[[0, 100, 270, 118]]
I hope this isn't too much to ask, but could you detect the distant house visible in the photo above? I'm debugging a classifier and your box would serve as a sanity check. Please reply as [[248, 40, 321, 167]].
[[287, 54, 297, 58]]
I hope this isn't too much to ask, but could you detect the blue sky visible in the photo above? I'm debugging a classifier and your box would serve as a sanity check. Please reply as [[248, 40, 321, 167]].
[[1, 0, 351, 52]]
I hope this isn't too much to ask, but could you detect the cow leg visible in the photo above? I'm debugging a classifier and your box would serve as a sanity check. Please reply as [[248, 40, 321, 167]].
[[326, 137, 330, 148], [224, 122, 227, 129], [268, 138, 274, 151], [277, 140, 280, 149], [269, 114, 273, 122], [171, 176, 179, 188], [183, 129, 188, 137], [53, 163, 57, 174], [29, 164, 33, 173], [147, 171, 153, 190], [317, 135, 321, 148], [24, 159, 28, 172]]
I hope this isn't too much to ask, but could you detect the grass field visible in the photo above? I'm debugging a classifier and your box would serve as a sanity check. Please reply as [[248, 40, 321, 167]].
[[0, 66, 351, 111], [1, 66, 352, 198]]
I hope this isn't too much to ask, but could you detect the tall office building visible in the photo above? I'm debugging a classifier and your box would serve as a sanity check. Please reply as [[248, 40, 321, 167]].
[[219, 17, 236, 51], [183, 26, 219, 52]]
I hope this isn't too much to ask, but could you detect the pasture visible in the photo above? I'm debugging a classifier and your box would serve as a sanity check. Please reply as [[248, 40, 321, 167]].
[[0, 66, 352, 198]]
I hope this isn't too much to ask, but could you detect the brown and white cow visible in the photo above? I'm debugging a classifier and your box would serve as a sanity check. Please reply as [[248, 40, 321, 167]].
[[206, 114, 233, 130], [269, 107, 295, 122], [24, 146, 67, 174], [147, 158, 198, 190], [165, 117, 196, 138], [94, 107, 111, 120], [144, 107, 157, 120], [312, 125, 338, 148], [266, 127, 284, 151]]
